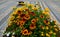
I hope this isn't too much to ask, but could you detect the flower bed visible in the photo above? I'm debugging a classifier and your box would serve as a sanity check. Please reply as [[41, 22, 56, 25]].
[[3, 2, 60, 37]]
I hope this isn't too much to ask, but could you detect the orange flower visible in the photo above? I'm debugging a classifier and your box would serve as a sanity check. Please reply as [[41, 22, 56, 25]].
[[40, 25, 44, 30], [28, 31, 32, 35], [19, 20, 25, 26], [21, 29, 32, 35], [44, 20, 50, 25], [21, 29, 28, 35], [35, 18, 39, 21], [20, 14, 25, 18], [23, 14, 30, 20], [17, 10, 22, 15], [31, 18, 38, 23], [40, 15, 44, 18], [25, 8, 29, 11], [29, 12, 36, 16], [31, 19, 36, 23], [29, 24, 36, 30]]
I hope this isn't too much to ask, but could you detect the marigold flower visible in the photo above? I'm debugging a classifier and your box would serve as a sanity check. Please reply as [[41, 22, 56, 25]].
[[19, 20, 25, 26], [21, 29, 28, 35], [29, 12, 36, 16], [20, 14, 25, 18], [40, 15, 44, 18], [40, 25, 45, 30], [28, 31, 32, 35], [21, 29, 32, 35], [31, 19, 36, 23], [17, 10, 22, 15], [35, 18, 39, 21], [44, 20, 50, 25], [23, 14, 30, 20], [29, 24, 36, 30], [25, 8, 29, 11]]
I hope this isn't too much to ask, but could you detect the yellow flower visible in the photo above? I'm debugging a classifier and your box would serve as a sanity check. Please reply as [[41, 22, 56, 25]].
[[45, 8, 50, 12], [46, 33, 50, 37], [27, 4, 34, 7], [41, 33, 44, 36], [8, 21, 12, 26], [29, 23, 36, 30], [45, 26, 49, 30], [22, 6, 28, 10], [17, 16, 20, 19], [15, 8, 22, 12], [14, 7, 24, 14], [53, 33, 56, 35], [49, 30, 53, 34], [32, 7, 38, 10], [41, 32, 44, 36], [54, 28, 58, 32], [53, 20, 56, 24], [9, 16, 15, 21], [10, 12, 17, 16], [54, 25, 57, 27], [43, 10, 50, 15]]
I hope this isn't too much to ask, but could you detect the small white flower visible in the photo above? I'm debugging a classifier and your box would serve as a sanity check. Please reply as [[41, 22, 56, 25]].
[[50, 20, 53, 22], [12, 32, 15, 35], [7, 32, 10, 36]]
